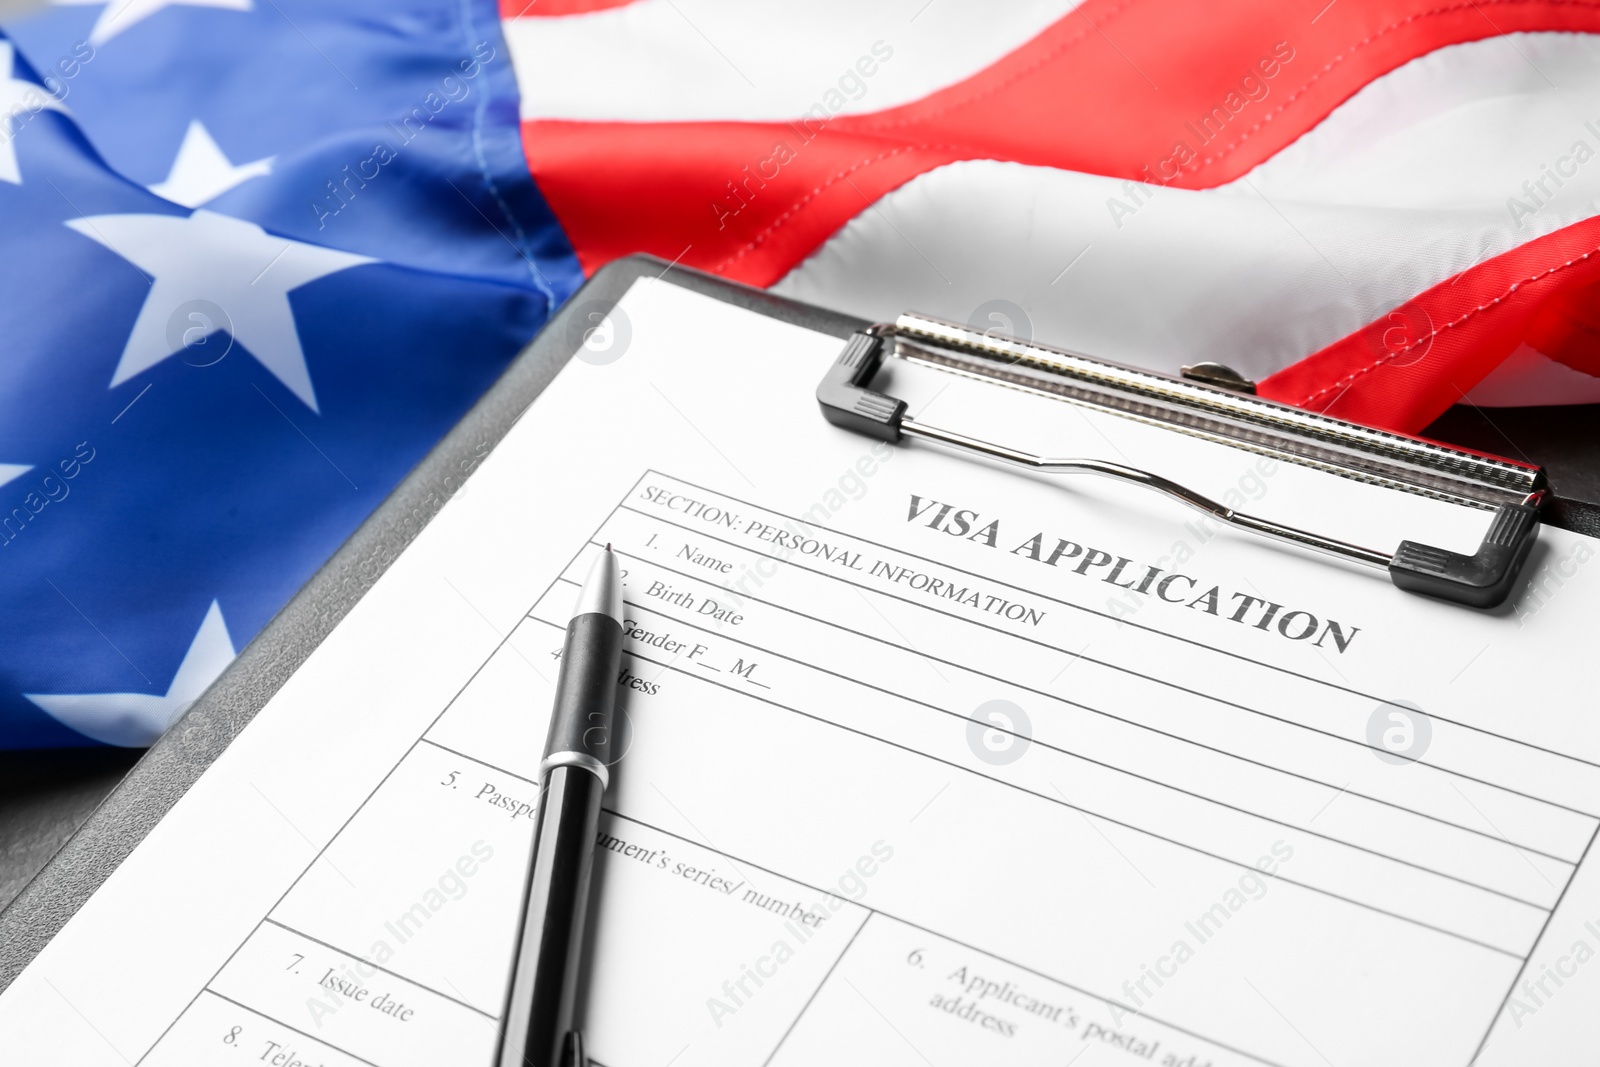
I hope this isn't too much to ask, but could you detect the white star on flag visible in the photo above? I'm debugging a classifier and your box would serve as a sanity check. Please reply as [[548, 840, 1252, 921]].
[[0, 41, 68, 186], [26, 599, 237, 746], [0, 464, 30, 489], [54, 0, 253, 46], [149, 119, 273, 208], [66, 209, 376, 412]]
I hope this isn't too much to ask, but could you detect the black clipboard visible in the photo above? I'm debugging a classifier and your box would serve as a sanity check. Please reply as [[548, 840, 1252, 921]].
[[0, 252, 1587, 987]]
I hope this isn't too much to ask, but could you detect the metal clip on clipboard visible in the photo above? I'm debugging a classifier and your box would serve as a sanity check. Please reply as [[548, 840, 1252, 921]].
[[816, 312, 1545, 609]]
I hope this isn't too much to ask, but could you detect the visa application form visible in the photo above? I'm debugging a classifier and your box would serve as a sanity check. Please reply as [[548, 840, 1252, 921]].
[[4, 277, 1600, 1067]]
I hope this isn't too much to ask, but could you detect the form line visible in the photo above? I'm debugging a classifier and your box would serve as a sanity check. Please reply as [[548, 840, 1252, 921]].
[[554, 542, 1588, 863], [130, 476, 649, 1064], [536, 613, 1534, 961], [653, 469, 1600, 774], [603, 503, 1600, 826], [556, 574, 1564, 910], [261, 917, 495, 1021]]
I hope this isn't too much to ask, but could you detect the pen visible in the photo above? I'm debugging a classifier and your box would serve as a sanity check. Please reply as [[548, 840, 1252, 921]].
[[496, 546, 623, 1067]]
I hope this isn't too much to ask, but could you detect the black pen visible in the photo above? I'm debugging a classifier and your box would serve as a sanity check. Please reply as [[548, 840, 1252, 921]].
[[497, 545, 623, 1067]]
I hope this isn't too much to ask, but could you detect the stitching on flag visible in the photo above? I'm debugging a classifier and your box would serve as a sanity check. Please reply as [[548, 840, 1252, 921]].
[[861, 0, 1149, 132], [709, 143, 967, 272], [1189, 0, 1600, 179], [1298, 242, 1600, 406], [456, 0, 555, 310]]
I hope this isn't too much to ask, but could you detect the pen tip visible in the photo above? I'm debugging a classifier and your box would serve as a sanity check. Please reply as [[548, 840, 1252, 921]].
[[575, 543, 624, 621]]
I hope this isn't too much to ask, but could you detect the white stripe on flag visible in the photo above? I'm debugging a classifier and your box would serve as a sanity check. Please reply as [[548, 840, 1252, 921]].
[[504, 0, 1084, 122], [771, 33, 1600, 397]]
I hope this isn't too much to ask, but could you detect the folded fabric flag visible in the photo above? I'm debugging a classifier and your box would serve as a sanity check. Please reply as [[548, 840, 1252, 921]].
[[9, 0, 1600, 749], [513, 0, 1600, 428], [0, 0, 580, 748]]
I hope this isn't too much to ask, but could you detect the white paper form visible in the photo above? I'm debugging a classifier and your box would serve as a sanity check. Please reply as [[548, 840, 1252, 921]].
[[4, 277, 1600, 1067]]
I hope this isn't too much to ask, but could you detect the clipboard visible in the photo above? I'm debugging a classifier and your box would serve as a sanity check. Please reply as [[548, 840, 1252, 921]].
[[818, 315, 1545, 608], [0, 252, 1574, 990]]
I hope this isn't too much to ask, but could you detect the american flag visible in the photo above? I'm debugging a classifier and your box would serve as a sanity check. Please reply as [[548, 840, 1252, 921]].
[[3, 0, 1596, 748]]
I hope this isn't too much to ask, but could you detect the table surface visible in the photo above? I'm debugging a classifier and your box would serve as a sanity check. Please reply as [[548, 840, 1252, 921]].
[[2, 402, 1595, 916]]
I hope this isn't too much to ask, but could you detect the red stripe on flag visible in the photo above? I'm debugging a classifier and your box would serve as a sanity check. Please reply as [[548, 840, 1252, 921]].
[[500, 0, 637, 17], [523, 0, 1600, 285], [1522, 279, 1600, 377], [1258, 215, 1600, 432], [525, 122, 967, 284]]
